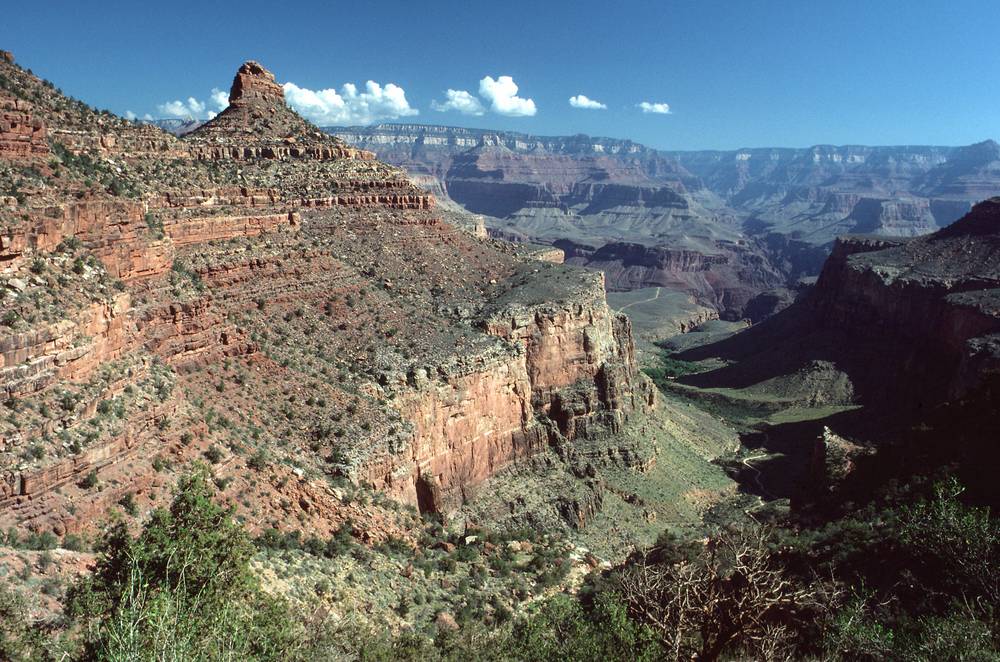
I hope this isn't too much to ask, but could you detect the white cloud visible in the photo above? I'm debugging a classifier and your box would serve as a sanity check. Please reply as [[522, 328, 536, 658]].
[[431, 89, 485, 115], [152, 77, 419, 125], [157, 100, 188, 117], [638, 101, 671, 115], [479, 75, 536, 117], [157, 96, 210, 119], [210, 87, 229, 111], [124, 110, 137, 121], [569, 94, 606, 110], [151, 86, 233, 120], [282, 80, 418, 125]]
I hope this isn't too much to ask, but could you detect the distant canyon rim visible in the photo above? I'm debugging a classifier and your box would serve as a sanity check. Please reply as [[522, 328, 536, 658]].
[[319, 123, 999, 327]]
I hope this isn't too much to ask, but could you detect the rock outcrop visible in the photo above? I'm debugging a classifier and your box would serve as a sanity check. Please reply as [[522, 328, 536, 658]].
[[228, 60, 285, 104], [678, 198, 1000, 411], [0, 95, 48, 163], [808, 198, 1000, 405], [188, 60, 373, 162], [0, 54, 657, 538]]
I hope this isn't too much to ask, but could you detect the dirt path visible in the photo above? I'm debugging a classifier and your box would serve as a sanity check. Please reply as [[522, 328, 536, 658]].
[[616, 287, 661, 313], [741, 453, 775, 500]]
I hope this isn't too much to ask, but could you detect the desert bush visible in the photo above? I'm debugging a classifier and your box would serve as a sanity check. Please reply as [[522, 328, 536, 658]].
[[0, 582, 47, 661], [79, 470, 99, 489], [65, 468, 304, 660], [203, 444, 223, 464], [616, 525, 834, 660]]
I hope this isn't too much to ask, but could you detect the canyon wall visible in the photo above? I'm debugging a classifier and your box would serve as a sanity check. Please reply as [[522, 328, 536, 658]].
[[1, 55, 660, 541], [363, 273, 656, 513], [805, 199, 1000, 405], [670, 141, 999, 243]]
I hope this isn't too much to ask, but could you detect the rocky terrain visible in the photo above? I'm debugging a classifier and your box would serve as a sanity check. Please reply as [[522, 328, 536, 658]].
[[658, 198, 1000, 505], [327, 124, 830, 324], [0, 51, 709, 558], [330, 125, 999, 328], [668, 141, 999, 244]]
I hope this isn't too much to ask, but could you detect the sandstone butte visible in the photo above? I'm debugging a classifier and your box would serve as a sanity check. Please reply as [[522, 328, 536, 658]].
[[0, 51, 657, 542]]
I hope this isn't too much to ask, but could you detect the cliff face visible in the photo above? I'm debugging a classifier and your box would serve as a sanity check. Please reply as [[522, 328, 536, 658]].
[[677, 198, 1000, 416], [0, 55, 655, 537], [0, 96, 48, 163], [670, 142, 1000, 244], [357, 269, 655, 512], [325, 125, 713, 228], [808, 199, 1000, 404], [322, 125, 845, 320]]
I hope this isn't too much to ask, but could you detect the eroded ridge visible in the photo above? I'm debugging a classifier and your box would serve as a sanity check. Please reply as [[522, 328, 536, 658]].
[[0, 52, 655, 541]]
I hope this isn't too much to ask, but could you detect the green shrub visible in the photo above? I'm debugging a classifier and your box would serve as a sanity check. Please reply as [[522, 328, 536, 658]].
[[247, 449, 270, 472], [24, 531, 58, 551], [118, 492, 139, 517], [203, 445, 223, 464], [79, 470, 99, 489], [144, 213, 165, 240], [0, 582, 47, 660], [65, 468, 304, 660]]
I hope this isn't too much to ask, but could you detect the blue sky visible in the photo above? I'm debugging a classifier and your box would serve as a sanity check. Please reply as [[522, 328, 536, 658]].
[[3, 0, 998, 150]]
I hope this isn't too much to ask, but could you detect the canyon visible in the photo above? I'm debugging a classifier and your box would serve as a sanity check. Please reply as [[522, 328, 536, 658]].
[[0, 53, 665, 546], [663, 198, 1000, 506], [328, 124, 998, 325], [667, 141, 998, 243]]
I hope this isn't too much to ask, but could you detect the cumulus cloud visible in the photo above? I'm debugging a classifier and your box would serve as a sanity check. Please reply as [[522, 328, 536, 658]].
[[479, 75, 536, 117], [210, 87, 229, 111], [153, 87, 228, 120], [124, 110, 137, 121], [282, 80, 418, 125], [638, 101, 671, 114], [157, 96, 209, 119], [431, 89, 485, 115], [568, 94, 606, 110]]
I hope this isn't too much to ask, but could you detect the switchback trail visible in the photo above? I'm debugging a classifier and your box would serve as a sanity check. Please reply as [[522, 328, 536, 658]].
[[742, 453, 775, 500], [616, 287, 661, 313]]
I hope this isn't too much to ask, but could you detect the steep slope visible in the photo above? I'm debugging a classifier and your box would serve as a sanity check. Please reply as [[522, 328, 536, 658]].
[[0, 53, 662, 542], [667, 198, 1000, 503]]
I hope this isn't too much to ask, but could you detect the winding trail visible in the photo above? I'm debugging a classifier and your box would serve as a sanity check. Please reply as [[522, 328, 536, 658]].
[[616, 287, 661, 314], [741, 453, 775, 500]]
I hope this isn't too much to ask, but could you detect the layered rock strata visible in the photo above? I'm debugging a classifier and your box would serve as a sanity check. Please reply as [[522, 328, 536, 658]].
[[0, 95, 48, 162], [0, 54, 656, 538]]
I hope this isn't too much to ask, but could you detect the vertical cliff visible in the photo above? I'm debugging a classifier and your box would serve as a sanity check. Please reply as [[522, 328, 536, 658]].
[[358, 267, 656, 513], [808, 199, 1000, 405]]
